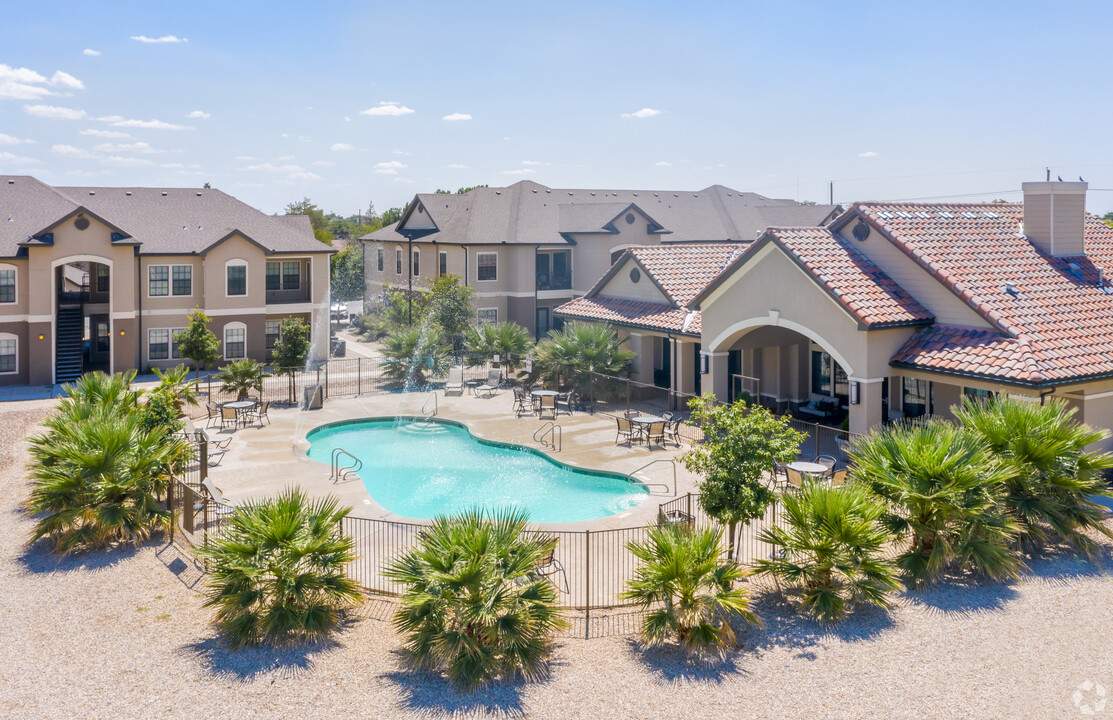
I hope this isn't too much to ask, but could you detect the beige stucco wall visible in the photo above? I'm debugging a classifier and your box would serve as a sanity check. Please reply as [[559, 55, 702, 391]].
[[598, 258, 669, 302]]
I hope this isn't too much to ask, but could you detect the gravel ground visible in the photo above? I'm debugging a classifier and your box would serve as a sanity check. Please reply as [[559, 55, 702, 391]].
[[1, 399, 1111, 719]]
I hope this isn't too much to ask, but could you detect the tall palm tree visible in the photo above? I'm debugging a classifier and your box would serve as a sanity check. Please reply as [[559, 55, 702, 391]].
[[464, 321, 534, 373], [532, 321, 635, 403], [850, 420, 1022, 588], [753, 481, 899, 622], [216, 358, 265, 400], [956, 396, 1113, 555], [622, 523, 760, 657], [197, 488, 361, 649], [27, 406, 185, 553], [385, 509, 567, 691]]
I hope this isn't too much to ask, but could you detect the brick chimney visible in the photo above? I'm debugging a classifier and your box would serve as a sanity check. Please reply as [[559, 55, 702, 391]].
[[1022, 181, 1088, 256]]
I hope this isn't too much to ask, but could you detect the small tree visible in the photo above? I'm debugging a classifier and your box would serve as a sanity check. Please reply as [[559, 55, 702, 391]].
[[152, 363, 199, 413], [175, 309, 221, 381], [381, 324, 450, 388], [464, 321, 534, 373], [216, 359, 265, 401], [428, 274, 476, 355], [681, 396, 807, 559], [271, 317, 312, 403], [531, 321, 635, 402]]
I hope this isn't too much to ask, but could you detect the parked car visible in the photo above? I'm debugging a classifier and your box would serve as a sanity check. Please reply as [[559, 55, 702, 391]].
[[330, 301, 348, 321]]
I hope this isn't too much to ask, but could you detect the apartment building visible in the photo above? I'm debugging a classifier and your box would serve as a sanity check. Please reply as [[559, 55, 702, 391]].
[[361, 180, 836, 337], [0, 176, 333, 386]]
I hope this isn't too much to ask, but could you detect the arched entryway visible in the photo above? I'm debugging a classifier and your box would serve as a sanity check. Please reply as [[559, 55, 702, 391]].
[[52, 255, 112, 383]]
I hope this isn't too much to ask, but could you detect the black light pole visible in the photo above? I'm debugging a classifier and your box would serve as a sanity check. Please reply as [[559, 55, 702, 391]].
[[407, 235, 413, 326]]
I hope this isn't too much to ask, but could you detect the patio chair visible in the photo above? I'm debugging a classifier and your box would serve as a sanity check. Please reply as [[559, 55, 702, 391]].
[[246, 401, 270, 427], [645, 421, 665, 448], [531, 383, 545, 391], [533, 542, 569, 594], [830, 469, 848, 487], [624, 409, 639, 420], [814, 455, 837, 478], [663, 417, 683, 447], [615, 417, 637, 445], [205, 401, 221, 428], [219, 406, 239, 430], [661, 411, 675, 422], [785, 467, 805, 491], [555, 391, 575, 416], [512, 386, 531, 417], [771, 460, 789, 489], [538, 393, 557, 420], [476, 369, 502, 397], [444, 366, 464, 396], [197, 425, 232, 450]]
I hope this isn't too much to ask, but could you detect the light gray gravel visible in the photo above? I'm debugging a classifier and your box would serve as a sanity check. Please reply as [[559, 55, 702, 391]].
[[1, 398, 1111, 719]]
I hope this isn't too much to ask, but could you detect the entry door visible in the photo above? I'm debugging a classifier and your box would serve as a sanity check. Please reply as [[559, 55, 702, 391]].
[[536, 307, 550, 339]]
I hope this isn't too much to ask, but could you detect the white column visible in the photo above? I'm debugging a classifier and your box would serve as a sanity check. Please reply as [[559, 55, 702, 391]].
[[706, 352, 729, 402]]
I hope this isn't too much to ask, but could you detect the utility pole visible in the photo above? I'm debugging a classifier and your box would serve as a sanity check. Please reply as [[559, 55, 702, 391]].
[[829, 181, 834, 205]]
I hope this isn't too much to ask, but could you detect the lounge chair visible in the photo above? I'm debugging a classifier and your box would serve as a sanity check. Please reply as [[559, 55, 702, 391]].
[[444, 366, 464, 396], [538, 393, 556, 420], [476, 369, 502, 397], [201, 478, 237, 516], [615, 417, 637, 445], [645, 421, 665, 448], [830, 469, 848, 487]]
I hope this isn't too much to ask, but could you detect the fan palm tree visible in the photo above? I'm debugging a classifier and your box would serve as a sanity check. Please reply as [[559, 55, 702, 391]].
[[381, 323, 451, 387], [56, 369, 141, 418], [464, 321, 534, 373], [753, 481, 899, 622], [532, 321, 635, 403], [26, 405, 185, 553], [622, 523, 760, 657], [197, 488, 361, 649], [216, 358, 265, 401], [385, 508, 567, 691], [153, 363, 199, 413], [850, 420, 1022, 589], [956, 396, 1113, 555]]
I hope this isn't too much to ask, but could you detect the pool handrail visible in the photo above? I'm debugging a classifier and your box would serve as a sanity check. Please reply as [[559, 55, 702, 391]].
[[629, 458, 677, 496], [533, 421, 562, 452], [421, 392, 438, 418], [331, 447, 363, 483]]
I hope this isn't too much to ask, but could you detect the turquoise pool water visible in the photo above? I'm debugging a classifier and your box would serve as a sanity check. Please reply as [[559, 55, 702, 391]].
[[306, 418, 648, 523]]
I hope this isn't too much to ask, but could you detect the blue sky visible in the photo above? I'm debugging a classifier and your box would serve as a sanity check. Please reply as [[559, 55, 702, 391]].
[[3, 0, 1112, 216]]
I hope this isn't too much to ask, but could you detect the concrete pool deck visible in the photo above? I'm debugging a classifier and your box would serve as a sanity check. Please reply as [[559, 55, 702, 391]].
[[201, 387, 702, 531]]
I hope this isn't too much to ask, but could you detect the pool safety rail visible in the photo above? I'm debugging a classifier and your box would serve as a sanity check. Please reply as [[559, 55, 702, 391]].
[[533, 421, 562, 452], [420, 392, 438, 418], [628, 458, 676, 495], [330, 447, 363, 483]]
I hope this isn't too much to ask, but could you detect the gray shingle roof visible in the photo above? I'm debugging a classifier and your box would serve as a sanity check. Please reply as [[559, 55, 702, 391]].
[[363, 180, 837, 246], [0, 175, 329, 257]]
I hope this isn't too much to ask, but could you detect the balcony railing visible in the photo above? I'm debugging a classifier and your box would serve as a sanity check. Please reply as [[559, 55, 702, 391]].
[[536, 272, 572, 291], [266, 287, 311, 304]]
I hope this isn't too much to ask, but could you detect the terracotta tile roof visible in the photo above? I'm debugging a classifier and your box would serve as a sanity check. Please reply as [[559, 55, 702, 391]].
[[763, 227, 934, 327], [625, 244, 745, 306], [853, 202, 1113, 384], [554, 295, 699, 336]]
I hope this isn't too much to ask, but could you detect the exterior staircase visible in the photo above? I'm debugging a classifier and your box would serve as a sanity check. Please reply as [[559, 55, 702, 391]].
[[55, 306, 84, 383]]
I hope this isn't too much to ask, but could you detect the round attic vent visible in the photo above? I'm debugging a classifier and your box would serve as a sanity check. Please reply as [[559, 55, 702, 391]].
[[74, 216, 90, 231], [629, 267, 641, 283], [852, 220, 869, 241], [625, 213, 635, 225]]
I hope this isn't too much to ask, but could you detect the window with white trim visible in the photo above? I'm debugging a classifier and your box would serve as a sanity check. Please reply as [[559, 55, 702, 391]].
[[149, 265, 169, 296], [224, 323, 246, 359], [149, 328, 171, 360], [95, 264, 109, 293], [266, 319, 281, 349], [477, 308, 497, 326], [170, 327, 184, 359], [226, 261, 247, 296], [150, 264, 191, 297], [477, 252, 497, 281], [0, 266, 15, 304], [0, 334, 16, 374], [172, 265, 192, 295], [266, 261, 302, 291]]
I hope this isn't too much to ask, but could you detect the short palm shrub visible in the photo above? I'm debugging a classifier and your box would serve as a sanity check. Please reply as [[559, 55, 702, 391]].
[[385, 509, 567, 691], [531, 321, 636, 403], [27, 401, 185, 553], [753, 481, 899, 622], [464, 321, 534, 373], [956, 396, 1113, 555], [851, 420, 1022, 588], [197, 488, 361, 649], [216, 358, 265, 401], [152, 363, 199, 412], [622, 523, 760, 657], [381, 323, 451, 387]]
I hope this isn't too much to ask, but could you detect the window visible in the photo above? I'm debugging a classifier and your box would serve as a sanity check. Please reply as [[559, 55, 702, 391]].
[[149, 328, 170, 360], [477, 308, 497, 326], [266, 262, 281, 291], [536, 250, 571, 290], [96, 321, 109, 353], [477, 252, 497, 281], [0, 334, 15, 374], [170, 328, 184, 359], [964, 387, 995, 403], [224, 323, 246, 359], [811, 350, 832, 396], [902, 378, 931, 418], [172, 265, 192, 296], [266, 319, 281, 349], [395, 248, 403, 275], [96, 264, 109, 293], [0, 267, 15, 303], [148, 266, 169, 296], [226, 262, 247, 296], [283, 261, 300, 289], [439, 251, 447, 276], [377, 248, 384, 272], [412, 249, 420, 277]]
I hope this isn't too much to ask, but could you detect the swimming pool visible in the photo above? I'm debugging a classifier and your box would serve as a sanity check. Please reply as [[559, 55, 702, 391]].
[[305, 417, 649, 523]]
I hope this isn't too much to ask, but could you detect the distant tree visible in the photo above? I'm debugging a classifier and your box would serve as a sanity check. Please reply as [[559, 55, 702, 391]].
[[330, 242, 365, 301], [991, 198, 1010, 204], [203, 182, 211, 189], [381, 206, 407, 226], [175, 309, 221, 381], [1103, 211, 1113, 229], [285, 197, 334, 245], [799, 200, 817, 206], [434, 185, 488, 195]]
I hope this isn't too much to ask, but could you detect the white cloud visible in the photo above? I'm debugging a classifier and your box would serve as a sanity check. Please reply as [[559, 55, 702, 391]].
[[390, 177, 413, 184], [502, 168, 536, 175], [0, 134, 35, 145], [442, 112, 472, 122], [186, 110, 210, 120], [361, 102, 414, 117], [131, 35, 188, 44], [83, 49, 100, 56], [241, 161, 320, 182], [298, 136, 311, 143], [392, 149, 409, 156], [25, 104, 86, 120], [234, 155, 256, 161], [0, 151, 40, 165], [65, 169, 111, 177], [654, 161, 671, 167], [858, 150, 879, 158], [330, 143, 353, 151], [621, 107, 661, 119], [51, 144, 91, 158], [91, 141, 165, 154], [274, 154, 295, 161], [445, 164, 467, 169], [373, 160, 406, 175], [49, 71, 84, 90], [522, 160, 541, 166], [100, 156, 152, 167], [100, 116, 192, 130], [160, 163, 184, 169], [79, 128, 129, 138], [52, 143, 153, 167], [312, 160, 335, 167], [343, 116, 352, 122], [0, 65, 53, 100]]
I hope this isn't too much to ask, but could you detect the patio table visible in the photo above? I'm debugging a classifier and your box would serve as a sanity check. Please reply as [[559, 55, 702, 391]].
[[788, 460, 831, 478], [630, 415, 664, 446], [530, 389, 559, 417], [222, 400, 256, 428]]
